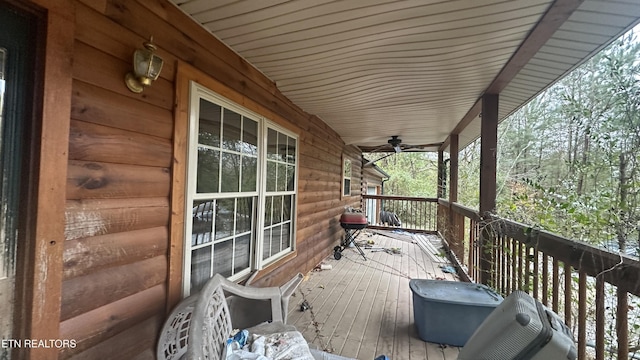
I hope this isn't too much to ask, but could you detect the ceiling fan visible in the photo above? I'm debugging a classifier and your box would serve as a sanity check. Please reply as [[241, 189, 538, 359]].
[[363, 135, 424, 166], [368, 135, 424, 153]]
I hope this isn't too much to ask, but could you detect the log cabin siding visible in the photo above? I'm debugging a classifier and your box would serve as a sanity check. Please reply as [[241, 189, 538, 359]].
[[50, 0, 364, 358]]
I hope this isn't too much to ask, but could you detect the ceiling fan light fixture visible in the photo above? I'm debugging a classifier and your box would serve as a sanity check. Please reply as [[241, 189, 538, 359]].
[[388, 136, 402, 153]]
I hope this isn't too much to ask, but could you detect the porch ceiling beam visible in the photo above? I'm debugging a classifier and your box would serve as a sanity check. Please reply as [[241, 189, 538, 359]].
[[441, 0, 585, 151], [486, 0, 585, 94]]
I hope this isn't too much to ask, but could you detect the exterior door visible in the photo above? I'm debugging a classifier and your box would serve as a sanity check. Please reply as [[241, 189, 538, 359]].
[[366, 186, 378, 224], [0, 2, 36, 356]]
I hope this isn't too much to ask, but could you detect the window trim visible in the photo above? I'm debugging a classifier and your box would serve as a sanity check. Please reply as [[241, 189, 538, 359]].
[[342, 155, 352, 197], [258, 122, 298, 268], [169, 62, 304, 308], [182, 81, 299, 295]]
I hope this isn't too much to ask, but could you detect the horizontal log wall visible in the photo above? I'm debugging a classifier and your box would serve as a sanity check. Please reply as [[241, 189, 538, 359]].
[[57, 0, 362, 358]]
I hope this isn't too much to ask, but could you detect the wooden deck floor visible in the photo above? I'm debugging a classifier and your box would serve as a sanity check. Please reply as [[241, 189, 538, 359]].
[[286, 230, 461, 360]]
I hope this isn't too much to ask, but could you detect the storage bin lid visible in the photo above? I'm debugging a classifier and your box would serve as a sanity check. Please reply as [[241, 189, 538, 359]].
[[409, 279, 503, 307]]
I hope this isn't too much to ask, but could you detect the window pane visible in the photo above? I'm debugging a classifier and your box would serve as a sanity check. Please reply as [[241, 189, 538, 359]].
[[267, 128, 278, 160], [280, 223, 291, 251], [283, 195, 292, 222], [344, 159, 351, 178], [241, 156, 257, 192], [287, 136, 296, 164], [264, 196, 272, 226], [270, 225, 281, 255], [191, 246, 211, 292], [277, 162, 287, 191], [222, 108, 241, 151], [272, 196, 282, 224], [242, 117, 258, 155], [197, 147, 219, 193], [266, 161, 276, 192], [192, 200, 214, 246], [286, 165, 295, 191], [198, 99, 221, 147], [344, 179, 351, 196], [215, 198, 234, 240], [277, 133, 287, 161], [262, 228, 271, 259], [220, 153, 240, 192], [234, 234, 251, 274], [213, 240, 233, 278], [236, 197, 253, 234]]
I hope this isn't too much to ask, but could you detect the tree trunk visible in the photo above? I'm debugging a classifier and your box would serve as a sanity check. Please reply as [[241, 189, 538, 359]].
[[617, 152, 628, 251]]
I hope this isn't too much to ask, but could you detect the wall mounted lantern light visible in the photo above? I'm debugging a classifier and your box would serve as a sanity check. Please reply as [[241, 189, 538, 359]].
[[124, 36, 164, 93]]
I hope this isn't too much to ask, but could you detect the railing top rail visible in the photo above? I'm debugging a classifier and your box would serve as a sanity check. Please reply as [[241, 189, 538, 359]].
[[489, 215, 640, 297], [436, 198, 640, 296], [362, 194, 437, 202], [436, 198, 482, 222]]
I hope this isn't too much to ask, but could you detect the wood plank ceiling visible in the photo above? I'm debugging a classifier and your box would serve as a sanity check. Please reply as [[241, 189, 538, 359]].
[[169, 0, 640, 151]]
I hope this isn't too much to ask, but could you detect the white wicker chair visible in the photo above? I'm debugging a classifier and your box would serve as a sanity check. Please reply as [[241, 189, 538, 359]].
[[157, 273, 303, 360]]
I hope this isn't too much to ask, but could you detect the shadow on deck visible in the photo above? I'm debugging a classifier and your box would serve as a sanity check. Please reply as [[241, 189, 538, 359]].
[[286, 230, 461, 360]]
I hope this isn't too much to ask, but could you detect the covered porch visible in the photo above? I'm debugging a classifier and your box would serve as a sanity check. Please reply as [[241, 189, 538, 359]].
[[3, 0, 640, 359], [288, 230, 460, 360]]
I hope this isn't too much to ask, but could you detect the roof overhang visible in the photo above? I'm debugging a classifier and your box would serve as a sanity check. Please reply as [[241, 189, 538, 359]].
[[169, 0, 640, 152]]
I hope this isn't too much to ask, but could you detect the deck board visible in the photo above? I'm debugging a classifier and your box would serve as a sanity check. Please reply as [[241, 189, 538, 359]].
[[288, 231, 461, 360]]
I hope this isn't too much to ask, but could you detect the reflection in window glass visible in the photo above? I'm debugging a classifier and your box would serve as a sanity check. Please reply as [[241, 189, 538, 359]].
[[267, 128, 278, 160], [283, 195, 292, 221], [196, 147, 219, 193], [280, 223, 290, 252], [264, 196, 272, 226], [243, 118, 258, 155], [215, 198, 234, 240], [191, 247, 212, 292], [222, 109, 241, 151], [192, 200, 214, 246], [234, 235, 251, 274], [236, 197, 253, 233], [272, 196, 282, 224], [262, 228, 272, 259], [277, 162, 286, 191], [270, 224, 281, 256], [286, 165, 295, 191], [221, 153, 240, 192], [198, 99, 221, 147], [277, 133, 287, 161], [214, 240, 233, 278], [286, 136, 295, 163], [241, 156, 257, 192], [266, 161, 276, 192]]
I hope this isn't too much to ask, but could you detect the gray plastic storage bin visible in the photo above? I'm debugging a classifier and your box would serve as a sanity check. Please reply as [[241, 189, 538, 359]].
[[409, 279, 503, 346]]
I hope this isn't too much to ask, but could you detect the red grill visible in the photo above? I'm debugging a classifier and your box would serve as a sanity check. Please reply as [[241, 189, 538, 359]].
[[334, 212, 368, 260], [340, 213, 368, 229]]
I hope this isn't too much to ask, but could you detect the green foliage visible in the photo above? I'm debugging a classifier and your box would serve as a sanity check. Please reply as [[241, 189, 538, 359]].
[[374, 152, 439, 197], [489, 30, 640, 251]]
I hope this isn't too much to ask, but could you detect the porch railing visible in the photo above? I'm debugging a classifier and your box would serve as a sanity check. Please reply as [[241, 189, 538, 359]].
[[360, 193, 640, 359], [438, 199, 640, 360], [361, 194, 437, 233]]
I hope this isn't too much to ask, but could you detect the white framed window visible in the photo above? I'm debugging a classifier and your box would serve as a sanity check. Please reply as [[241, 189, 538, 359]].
[[184, 82, 298, 294], [343, 157, 352, 197]]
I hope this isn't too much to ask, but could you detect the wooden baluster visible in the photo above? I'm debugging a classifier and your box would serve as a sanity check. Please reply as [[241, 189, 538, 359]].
[[564, 262, 572, 328], [595, 276, 605, 360], [552, 259, 559, 313], [617, 288, 629, 359], [542, 254, 549, 306], [533, 250, 539, 300], [578, 271, 587, 360]]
